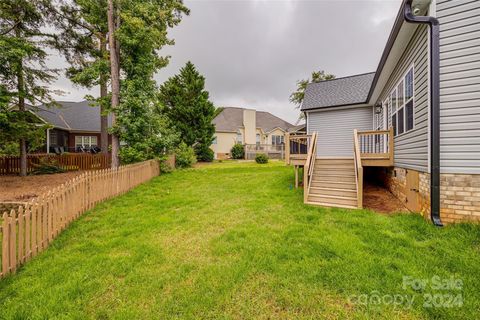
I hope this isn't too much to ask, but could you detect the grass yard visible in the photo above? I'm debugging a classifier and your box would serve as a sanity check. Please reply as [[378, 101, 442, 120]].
[[1, 161, 479, 319]]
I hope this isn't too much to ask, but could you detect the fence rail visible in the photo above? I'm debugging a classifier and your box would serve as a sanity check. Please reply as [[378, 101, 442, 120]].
[[244, 144, 285, 160], [0, 159, 160, 279], [0, 154, 111, 175]]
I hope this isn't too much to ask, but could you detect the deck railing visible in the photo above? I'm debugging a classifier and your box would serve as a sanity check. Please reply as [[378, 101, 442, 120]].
[[285, 133, 311, 164], [353, 129, 364, 208], [303, 132, 317, 202], [357, 128, 394, 159], [244, 144, 285, 160]]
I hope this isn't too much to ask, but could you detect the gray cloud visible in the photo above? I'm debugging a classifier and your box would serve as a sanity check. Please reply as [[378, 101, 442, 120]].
[[51, 0, 402, 124]]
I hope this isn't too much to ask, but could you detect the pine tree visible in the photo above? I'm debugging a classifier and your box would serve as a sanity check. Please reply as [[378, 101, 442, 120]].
[[55, 0, 110, 154], [0, 0, 58, 175], [158, 62, 216, 161]]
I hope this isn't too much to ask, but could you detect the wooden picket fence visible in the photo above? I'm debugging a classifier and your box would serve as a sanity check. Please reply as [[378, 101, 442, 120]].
[[0, 154, 110, 175], [0, 159, 160, 279]]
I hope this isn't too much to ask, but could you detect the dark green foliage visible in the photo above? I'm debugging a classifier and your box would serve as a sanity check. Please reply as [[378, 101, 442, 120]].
[[195, 144, 214, 162], [230, 143, 244, 159], [30, 158, 66, 175], [0, 106, 49, 153], [175, 142, 196, 168], [255, 153, 268, 164], [158, 62, 216, 158], [0, 0, 58, 162]]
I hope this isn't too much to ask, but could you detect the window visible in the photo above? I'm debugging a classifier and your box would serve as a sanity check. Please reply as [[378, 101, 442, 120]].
[[390, 66, 414, 136], [212, 136, 217, 144], [256, 133, 261, 145], [391, 89, 397, 136], [271, 135, 284, 145], [75, 136, 98, 149], [405, 68, 414, 131], [236, 131, 243, 144]]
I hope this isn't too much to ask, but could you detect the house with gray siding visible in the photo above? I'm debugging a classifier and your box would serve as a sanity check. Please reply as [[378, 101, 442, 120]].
[[287, 0, 480, 224]]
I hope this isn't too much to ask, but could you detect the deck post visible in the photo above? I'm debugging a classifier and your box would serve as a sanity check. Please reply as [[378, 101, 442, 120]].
[[294, 165, 298, 188], [285, 133, 290, 164]]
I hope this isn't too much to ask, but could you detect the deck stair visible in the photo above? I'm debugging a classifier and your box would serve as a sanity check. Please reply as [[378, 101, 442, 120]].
[[306, 158, 359, 209]]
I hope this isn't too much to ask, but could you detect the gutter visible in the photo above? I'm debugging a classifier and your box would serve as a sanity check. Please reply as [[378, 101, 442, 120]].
[[404, 0, 442, 226]]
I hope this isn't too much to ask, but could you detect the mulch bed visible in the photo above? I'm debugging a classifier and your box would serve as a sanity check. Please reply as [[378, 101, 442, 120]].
[[363, 183, 409, 214], [0, 171, 83, 202]]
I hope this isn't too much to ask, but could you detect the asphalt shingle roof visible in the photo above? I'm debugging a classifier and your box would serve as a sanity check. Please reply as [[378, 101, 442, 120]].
[[301, 72, 375, 111], [213, 107, 296, 133], [32, 101, 111, 132]]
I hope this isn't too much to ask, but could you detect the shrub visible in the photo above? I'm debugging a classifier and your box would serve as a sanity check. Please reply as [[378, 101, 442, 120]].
[[159, 156, 174, 173], [175, 142, 197, 168], [230, 143, 244, 159], [255, 153, 268, 164], [195, 144, 214, 162], [30, 158, 66, 175]]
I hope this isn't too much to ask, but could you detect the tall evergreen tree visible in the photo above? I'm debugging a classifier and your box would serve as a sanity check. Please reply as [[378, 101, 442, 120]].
[[0, 0, 58, 175], [158, 62, 216, 160], [55, 0, 110, 154], [113, 0, 189, 165]]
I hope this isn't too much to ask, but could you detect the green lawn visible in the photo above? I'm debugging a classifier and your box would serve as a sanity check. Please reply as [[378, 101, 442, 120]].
[[1, 161, 479, 319]]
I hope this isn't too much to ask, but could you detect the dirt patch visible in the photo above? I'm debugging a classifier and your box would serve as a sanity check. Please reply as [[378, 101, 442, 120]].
[[363, 184, 409, 214], [0, 171, 83, 202]]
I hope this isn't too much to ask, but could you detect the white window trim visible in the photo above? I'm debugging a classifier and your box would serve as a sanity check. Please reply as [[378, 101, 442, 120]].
[[390, 64, 415, 137], [75, 136, 98, 148]]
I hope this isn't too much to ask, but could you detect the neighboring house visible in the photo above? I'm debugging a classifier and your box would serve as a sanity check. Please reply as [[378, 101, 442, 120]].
[[211, 107, 298, 159], [289, 0, 480, 224], [30, 101, 111, 153]]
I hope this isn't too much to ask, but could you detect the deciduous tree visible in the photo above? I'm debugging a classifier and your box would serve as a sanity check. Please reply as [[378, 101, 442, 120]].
[[290, 70, 335, 108]]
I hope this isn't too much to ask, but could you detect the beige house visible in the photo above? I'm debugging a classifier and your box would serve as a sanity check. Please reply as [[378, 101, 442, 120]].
[[211, 107, 299, 160]]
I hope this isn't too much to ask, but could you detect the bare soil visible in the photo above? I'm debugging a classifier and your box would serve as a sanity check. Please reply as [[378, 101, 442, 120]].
[[363, 183, 409, 214], [0, 171, 82, 202]]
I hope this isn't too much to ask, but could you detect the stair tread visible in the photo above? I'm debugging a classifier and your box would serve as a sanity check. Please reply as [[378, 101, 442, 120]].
[[310, 186, 357, 192], [305, 201, 358, 209], [311, 180, 356, 185], [308, 194, 357, 201]]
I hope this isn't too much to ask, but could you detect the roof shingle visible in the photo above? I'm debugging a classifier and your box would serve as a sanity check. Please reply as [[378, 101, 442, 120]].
[[301, 72, 375, 111], [212, 107, 295, 133]]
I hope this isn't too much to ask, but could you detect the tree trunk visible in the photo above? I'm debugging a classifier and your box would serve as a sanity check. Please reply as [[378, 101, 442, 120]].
[[107, 0, 120, 168], [99, 34, 109, 154], [16, 37, 27, 176]]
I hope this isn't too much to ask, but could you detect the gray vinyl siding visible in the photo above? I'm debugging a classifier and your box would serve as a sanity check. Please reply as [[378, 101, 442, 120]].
[[307, 107, 373, 157], [377, 25, 430, 172], [437, 0, 480, 174]]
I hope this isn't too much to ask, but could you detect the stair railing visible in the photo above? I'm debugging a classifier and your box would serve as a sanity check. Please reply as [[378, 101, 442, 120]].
[[353, 129, 363, 208], [303, 131, 317, 203]]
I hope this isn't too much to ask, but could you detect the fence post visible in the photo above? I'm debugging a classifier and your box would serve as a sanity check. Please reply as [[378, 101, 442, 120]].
[[2, 212, 9, 276]]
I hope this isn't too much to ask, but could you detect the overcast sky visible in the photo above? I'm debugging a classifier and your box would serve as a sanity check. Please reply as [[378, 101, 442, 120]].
[[50, 0, 402, 124]]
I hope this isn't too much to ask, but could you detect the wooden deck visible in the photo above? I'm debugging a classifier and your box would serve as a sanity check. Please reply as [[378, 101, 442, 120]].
[[286, 128, 395, 209]]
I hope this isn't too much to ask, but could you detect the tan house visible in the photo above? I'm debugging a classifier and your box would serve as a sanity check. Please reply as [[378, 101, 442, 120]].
[[211, 107, 299, 160]]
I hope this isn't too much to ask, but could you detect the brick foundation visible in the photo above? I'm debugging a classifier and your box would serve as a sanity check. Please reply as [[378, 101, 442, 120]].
[[384, 167, 480, 224]]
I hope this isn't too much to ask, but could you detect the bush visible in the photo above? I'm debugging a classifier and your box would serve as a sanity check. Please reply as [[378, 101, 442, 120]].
[[30, 158, 66, 175], [255, 153, 268, 164], [175, 142, 197, 168], [159, 156, 174, 173], [195, 144, 214, 162], [230, 143, 244, 159]]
